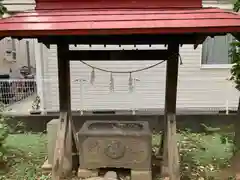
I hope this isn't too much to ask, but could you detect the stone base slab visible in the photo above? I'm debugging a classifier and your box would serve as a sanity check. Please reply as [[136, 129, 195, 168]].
[[42, 159, 153, 180], [131, 170, 152, 180], [78, 168, 99, 179], [41, 159, 52, 174]]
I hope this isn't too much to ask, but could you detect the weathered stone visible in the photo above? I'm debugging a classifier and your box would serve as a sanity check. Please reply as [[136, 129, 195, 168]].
[[41, 159, 52, 174], [124, 175, 130, 180], [47, 119, 60, 165], [161, 165, 169, 177], [78, 121, 152, 170], [78, 168, 99, 178], [163, 177, 170, 180], [104, 171, 117, 180], [85, 177, 104, 180], [131, 170, 152, 180]]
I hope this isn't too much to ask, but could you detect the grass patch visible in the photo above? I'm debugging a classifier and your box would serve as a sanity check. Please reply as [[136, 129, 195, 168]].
[[0, 131, 235, 180], [1, 133, 47, 180], [153, 133, 232, 163], [153, 132, 233, 179]]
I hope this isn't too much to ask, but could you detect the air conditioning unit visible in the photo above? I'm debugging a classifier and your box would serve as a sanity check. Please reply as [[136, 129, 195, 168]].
[[4, 37, 16, 63]]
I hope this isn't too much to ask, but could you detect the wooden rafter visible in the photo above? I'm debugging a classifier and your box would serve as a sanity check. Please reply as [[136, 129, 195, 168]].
[[232, 33, 240, 42], [194, 35, 208, 49], [66, 49, 169, 61], [36, 33, 227, 47]]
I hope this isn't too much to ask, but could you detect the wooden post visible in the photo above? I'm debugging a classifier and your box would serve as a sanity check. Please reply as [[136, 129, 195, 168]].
[[161, 43, 180, 180], [57, 44, 71, 112], [52, 43, 75, 179]]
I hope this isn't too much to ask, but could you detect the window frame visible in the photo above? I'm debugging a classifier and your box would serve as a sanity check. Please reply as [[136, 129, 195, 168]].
[[200, 34, 234, 69], [200, 1, 233, 69]]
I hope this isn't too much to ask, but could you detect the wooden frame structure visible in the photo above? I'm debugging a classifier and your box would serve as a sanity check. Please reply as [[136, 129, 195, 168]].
[[0, 0, 239, 179], [52, 38, 182, 179]]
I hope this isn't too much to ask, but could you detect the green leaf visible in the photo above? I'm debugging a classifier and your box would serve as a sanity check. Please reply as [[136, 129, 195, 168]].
[[0, 1, 7, 17], [229, 12, 240, 90], [234, 0, 240, 12]]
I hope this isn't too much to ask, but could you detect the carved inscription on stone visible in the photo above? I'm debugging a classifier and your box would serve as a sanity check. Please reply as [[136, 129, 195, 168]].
[[78, 121, 152, 170], [82, 137, 150, 168], [104, 140, 125, 159], [83, 139, 101, 164], [127, 140, 149, 163], [88, 140, 100, 153]]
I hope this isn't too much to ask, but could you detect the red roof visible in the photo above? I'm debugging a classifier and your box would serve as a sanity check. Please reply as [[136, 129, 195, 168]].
[[0, 7, 239, 37], [35, 0, 202, 10]]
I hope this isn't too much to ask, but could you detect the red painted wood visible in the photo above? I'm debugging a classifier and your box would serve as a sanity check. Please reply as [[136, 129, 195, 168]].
[[14, 8, 225, 17], [5, 13, 240, 23], [0, 8, 239, 37], [35, 0, 202, 10], [0, 26, 239, 37], [1, 18, 239, 29]]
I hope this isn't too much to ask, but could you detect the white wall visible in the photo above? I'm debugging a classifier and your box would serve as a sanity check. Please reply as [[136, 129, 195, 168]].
[[0, 0, 36, 76], [2, 0, 35, 12], [0, 38, 36, 76], [36, 0, 239, 112], [41, 44, 239, 112]]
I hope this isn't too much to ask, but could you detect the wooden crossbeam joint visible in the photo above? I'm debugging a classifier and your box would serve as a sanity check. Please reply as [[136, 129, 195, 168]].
[[67, 49, 169, 61]]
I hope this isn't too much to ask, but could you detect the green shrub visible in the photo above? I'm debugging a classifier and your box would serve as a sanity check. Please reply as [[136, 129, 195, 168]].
[[0, 104, 10, 170], [179, 131, 233, 180]]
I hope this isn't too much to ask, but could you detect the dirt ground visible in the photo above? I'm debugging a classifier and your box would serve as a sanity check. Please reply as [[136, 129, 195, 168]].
[[217, 152, 240, 180]]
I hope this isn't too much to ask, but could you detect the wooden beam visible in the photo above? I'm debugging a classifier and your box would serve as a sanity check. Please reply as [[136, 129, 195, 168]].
[[57, 43, 71, 111], [52, 43, 73, 180], [36, 33, 227, 46], [232, 33, 240, 42], [67, 49, 169, 61], [194, 35, 207, 49], [161, 43, 180, 180], [52, 112, 68, 179]]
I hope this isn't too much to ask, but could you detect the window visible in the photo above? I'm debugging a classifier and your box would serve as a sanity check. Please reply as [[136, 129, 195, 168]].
[[12, 39, 16, 60], [202, 34, 234, 65], [4, 37, 17, 62]]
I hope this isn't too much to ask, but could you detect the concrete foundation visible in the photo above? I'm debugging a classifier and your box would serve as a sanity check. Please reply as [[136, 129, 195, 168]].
[[131, 170, 152, 180], [41, 159, 52, 174], [78, 168, 99, 178], [9, 113, 237, 133], [47, 118, 60, 166]]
